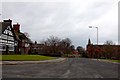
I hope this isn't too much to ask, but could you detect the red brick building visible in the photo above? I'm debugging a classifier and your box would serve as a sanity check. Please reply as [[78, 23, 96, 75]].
[[29, 41, 45, 54], [13, 23, 32, 54], [86, 38, 120, 59]]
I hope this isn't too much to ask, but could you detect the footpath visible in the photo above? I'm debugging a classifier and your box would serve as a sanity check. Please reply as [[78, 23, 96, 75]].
[[0, 58, 66, 65]]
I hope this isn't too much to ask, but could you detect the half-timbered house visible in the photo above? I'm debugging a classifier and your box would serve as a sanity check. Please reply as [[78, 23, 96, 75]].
[[0, 19, 18, 54]]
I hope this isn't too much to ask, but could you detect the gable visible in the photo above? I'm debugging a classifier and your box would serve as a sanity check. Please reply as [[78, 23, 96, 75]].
[[3, 26, 14, 37], [0, 21, 18, 46], [0, 22, 2, 35]]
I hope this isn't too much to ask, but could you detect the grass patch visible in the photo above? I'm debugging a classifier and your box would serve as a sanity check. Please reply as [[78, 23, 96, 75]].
[[108, 59, 120, 63], [0, 55, 57, 61], [99, 59, 120, 63]]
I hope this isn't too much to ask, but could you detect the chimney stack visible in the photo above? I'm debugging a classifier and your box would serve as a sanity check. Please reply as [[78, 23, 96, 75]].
[[13, 23, 20, 33]]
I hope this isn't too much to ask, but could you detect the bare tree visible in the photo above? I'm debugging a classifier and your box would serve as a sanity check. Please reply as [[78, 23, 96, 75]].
[[59, 38, 72, 54], [76, 46, 86, 57], [104, 40, 114, 45], [40, 36, 61, 56], [104, 40, 117, 59], [39, 36, 72, 56], [70, 45, 75, 51], [46, 36, 61, 46], [62, 38, 71, 47]]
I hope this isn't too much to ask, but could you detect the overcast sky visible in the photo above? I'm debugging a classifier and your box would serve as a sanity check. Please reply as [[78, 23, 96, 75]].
[[1, 0, 119, 48]]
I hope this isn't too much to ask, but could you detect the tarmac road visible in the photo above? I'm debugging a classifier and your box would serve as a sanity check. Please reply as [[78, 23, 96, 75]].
[[2, 58, 119, 78]]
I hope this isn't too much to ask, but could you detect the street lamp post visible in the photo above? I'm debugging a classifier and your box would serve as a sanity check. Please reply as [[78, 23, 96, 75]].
[[89, 26, 99, 45]]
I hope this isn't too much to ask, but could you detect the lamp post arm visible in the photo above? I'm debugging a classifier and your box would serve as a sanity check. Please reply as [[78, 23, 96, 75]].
[[89, 26, 99, 45]]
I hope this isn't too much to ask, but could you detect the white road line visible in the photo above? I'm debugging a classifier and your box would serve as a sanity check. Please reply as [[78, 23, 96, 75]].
[[61, 70, 70, 78], [94, 74, 103, 78]]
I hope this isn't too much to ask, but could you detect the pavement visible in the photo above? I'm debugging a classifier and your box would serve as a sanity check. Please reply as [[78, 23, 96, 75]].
[[1, 58, 66, 65]]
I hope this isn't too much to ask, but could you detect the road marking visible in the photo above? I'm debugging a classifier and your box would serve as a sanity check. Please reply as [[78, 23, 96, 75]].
[[61, 70, 70, 78], [94, 74, 103, 78]]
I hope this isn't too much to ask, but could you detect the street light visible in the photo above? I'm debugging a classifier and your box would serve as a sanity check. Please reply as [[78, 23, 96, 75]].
[[89, 26, 99, 45]]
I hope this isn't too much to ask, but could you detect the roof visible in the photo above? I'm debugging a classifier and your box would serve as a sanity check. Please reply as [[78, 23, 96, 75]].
[[17, 32, 32, 43], [37, 44, 44, 47], [0, 22, 11, 35], [0, 21, 21, 41], [0, 19, 33, 44], [91, 45, 120, 49]]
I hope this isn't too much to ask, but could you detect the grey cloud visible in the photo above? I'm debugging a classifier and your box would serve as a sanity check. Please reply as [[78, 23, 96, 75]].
[[2, 1, 118, 47]]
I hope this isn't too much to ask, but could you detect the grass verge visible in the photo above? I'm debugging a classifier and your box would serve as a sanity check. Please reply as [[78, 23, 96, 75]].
[[107, 59, 120, 63], [0, 55, 57, 61], [99, 59, 120, 63]]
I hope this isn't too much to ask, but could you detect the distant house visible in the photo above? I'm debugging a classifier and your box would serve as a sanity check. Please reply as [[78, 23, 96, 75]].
[[29, 41, 45, 54], [86, 38, 120, 59], [0, 19, 18, 54]]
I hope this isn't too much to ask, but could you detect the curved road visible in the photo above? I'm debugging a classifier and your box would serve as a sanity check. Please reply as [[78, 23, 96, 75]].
[[2, 58, 118, 78]]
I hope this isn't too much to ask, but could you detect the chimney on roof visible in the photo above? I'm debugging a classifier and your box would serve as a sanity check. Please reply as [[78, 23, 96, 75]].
[[13, 23, 20, 33], [3, 19, 12, 25]]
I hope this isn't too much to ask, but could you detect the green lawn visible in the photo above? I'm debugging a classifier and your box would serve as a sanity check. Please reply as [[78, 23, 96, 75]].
[[108, 59, 120, 63], [99, 59, 120, 63], [0, 55, 57, 61]]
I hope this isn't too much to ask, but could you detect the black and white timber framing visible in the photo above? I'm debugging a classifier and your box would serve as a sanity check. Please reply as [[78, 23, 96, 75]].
[[0, 20, 17, 54]]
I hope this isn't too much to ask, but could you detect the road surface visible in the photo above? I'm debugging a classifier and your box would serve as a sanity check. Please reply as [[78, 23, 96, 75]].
[[2, 58, 118, 78]]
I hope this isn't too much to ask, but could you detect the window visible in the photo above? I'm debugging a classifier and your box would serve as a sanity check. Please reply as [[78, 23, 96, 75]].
[[0, 44, 2, 51], [0, 44, 14, 51], [1, 34, 7, 39], [2, 45, 6, 51], [9, 45, 14, 51], [8, 36, 14, 41], [25, 43, 29, 47]]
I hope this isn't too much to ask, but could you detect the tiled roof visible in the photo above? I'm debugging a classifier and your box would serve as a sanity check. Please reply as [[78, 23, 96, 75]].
[[16, 32, 32, 43]]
